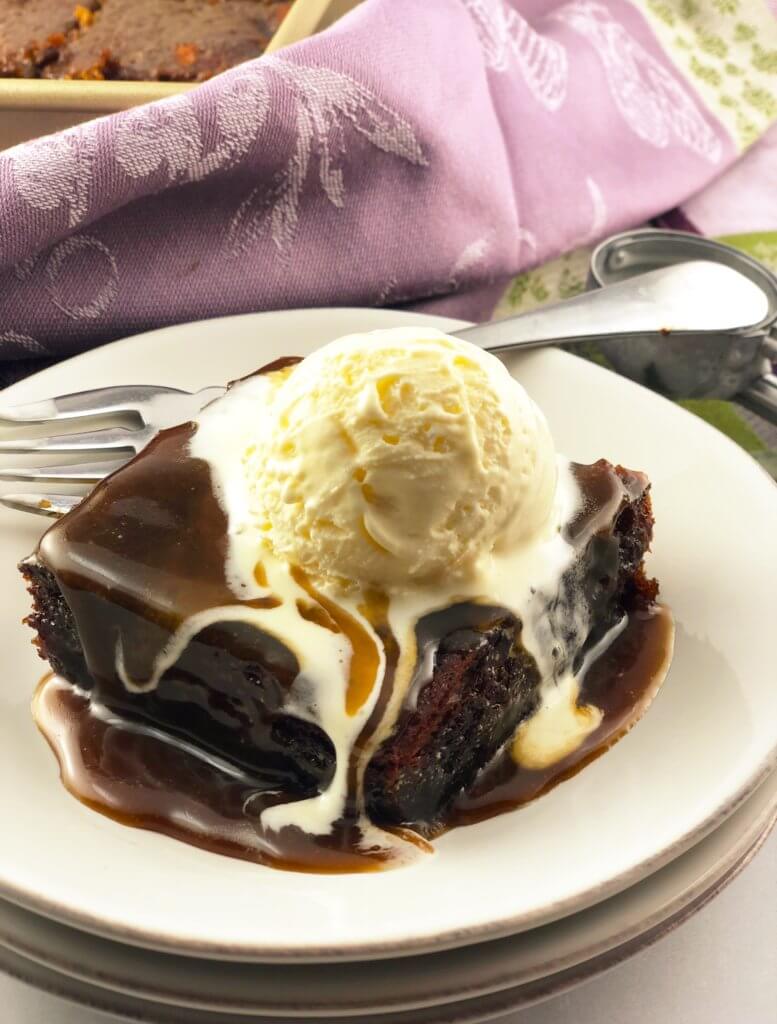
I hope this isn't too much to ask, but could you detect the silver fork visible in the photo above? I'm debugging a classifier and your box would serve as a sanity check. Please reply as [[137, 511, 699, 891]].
[[0, 385, 225, 517]]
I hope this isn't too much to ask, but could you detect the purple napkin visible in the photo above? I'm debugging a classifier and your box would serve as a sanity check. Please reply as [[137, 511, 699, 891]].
[[1, 0, 775, 381], [667, 123, 777, 239]]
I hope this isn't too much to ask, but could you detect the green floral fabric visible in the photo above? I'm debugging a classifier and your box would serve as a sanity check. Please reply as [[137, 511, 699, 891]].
[[639, 0, 777, 149]]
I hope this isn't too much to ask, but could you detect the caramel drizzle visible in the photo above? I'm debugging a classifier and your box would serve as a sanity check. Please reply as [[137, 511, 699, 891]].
[[290, 567, 382, 716], [248, 562, 283, 610]]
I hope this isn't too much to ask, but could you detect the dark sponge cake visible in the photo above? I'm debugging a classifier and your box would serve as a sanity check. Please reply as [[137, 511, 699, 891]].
[[22, 557, 337, 797], [1, 0, 292, 82], [365, 614, 542, 833], [45, 0, 293, 82], [364, 468, 656, 831]]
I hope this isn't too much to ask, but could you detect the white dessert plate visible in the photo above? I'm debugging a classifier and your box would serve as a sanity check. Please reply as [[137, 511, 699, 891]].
[[0, 769, 773, 1017], [0, 308, 775, 962], [0, 768, 774, 1021]]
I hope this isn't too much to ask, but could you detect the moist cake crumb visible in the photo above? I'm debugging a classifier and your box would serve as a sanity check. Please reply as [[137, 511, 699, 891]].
[[0, 0, 293, 82]]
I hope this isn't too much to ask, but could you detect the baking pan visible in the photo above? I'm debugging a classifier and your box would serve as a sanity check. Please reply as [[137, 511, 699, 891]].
[[0, 0, 361, 150]]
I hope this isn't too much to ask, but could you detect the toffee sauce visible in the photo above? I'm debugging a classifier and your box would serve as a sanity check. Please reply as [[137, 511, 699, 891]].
[[30, 367, 673, 873], [34, 608, 670, 871]]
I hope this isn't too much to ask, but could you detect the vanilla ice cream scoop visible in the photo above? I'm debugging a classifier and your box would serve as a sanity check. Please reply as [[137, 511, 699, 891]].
[[245, 328, 556, 587]]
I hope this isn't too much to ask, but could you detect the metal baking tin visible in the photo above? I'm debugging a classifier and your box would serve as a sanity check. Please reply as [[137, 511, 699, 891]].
[[0, 0, 361, 151]]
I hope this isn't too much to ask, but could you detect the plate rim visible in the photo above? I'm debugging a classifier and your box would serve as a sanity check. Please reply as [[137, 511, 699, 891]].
[[0, 785, 774, 1023], [1, 307, 775, 963], [0, 770, 774, 1015]]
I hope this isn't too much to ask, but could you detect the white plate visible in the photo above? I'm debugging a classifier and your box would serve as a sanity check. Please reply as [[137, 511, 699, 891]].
[[0, 308, 775, 961], [0, 770, 773, 1017], [0, 769, 774, 1022]]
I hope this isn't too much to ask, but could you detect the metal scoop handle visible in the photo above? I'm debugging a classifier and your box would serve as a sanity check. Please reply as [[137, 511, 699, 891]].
[[458, 261, 770, 347], [456, 261, 777, 424]]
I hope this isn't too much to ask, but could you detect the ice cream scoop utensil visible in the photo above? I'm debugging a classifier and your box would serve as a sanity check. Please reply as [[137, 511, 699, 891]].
[[457, 258, 777, 420]]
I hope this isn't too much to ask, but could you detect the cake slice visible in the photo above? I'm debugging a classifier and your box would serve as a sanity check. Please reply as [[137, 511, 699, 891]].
[[20, 330, 669, 869], [43, 0, 292, 82], [0, 0, 292, 81], [21, 458, 657, 841]]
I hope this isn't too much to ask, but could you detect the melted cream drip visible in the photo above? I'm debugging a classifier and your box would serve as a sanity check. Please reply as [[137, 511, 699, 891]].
[[513, 675, 602, 770]]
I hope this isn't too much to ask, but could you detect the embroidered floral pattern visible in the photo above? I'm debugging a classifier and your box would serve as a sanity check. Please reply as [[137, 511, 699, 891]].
[[462, 0, 568, 110], [115, 70, 270, 184], [115, 95, 205, 183], [0, 331, 48, 358], [227, 59, 428, 258], [376, 235, 494, 306], [45, 235, 118, 321], [718, 231, 777, 273], [13, 255, 38, 282], [555, 2, 723, 162], [449, 235, 492, 288], [8, 131, 93, 228]]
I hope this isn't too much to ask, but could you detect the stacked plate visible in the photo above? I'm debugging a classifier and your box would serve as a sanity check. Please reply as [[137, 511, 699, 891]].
[[1, 308, 775, 1023]]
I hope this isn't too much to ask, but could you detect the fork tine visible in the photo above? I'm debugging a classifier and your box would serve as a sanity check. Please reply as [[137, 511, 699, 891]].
[[0, 386, 186, 425], [0, 425, 151, 455], [0, 493, 81, 517], [0, 458, 127, 484]]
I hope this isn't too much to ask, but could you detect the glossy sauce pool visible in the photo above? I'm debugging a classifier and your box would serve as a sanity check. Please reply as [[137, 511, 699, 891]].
[[33, 605, 672, 872]]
